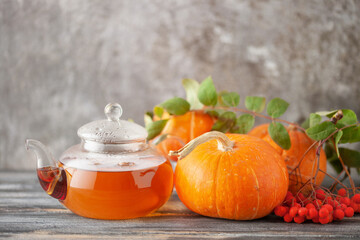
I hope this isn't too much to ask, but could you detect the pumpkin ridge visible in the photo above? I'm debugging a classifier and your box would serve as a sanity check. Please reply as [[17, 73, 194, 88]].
[[297, 130, 315, 185], [255, 137, 289, 199], [177, 144, 220, 216], [228, 138, 262, 220], [272, 172, 277, 215], [214, 150, 224, 218], [304, 132, 323, 185], [264, 153, 278, 217], [294, 130, 306, 185], [291, 129, 300, 165], [258, 139, 289, 211], [220, 151, 241, 220], [248, 164, 260, 219]]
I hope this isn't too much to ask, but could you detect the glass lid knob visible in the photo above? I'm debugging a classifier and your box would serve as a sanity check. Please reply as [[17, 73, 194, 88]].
[[105, 103, 123, 122]]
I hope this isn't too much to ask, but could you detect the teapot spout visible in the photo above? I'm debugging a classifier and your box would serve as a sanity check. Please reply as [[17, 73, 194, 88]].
[[25, 139, 67, 200], [25, 139, 57, 169]]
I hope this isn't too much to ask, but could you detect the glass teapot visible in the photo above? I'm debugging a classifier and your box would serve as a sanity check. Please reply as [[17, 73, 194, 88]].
[[25, 103, 173, 219]]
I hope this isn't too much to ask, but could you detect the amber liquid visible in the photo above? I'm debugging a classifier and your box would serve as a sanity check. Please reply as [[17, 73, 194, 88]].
[[58, 160, 173, 219], [37, 166, 67, 200]]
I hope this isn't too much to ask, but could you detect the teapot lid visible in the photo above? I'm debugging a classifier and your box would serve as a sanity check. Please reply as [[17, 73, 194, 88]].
[[77, 103, 148, 152]]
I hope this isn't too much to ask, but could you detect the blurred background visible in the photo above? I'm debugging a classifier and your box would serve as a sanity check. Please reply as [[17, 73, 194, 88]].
[[1, 0, 359, 170]]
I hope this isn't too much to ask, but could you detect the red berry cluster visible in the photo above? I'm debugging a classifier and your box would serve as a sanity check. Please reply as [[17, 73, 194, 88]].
[[274, 189, 360, 224]]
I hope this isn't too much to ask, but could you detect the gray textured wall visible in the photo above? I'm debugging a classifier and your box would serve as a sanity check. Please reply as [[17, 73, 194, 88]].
[[1, 0, 360, 170]]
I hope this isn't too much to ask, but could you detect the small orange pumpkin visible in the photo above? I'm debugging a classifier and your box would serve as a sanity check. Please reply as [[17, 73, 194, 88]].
[[248, 124, 327, 194], [155, 110, 214, 161], [171, 132, 289, 220]]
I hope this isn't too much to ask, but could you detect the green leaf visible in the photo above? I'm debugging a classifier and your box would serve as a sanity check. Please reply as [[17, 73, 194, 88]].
[[217, 91, 229, 107], [305, 121, 336, 141], [329, 159, 343, 174], [334, 130, 343, 157], [266, 98, 289, 118], [302, 113, 322, 130], [146, 119, 168, 140], [160, 97, 190, 116], [204, 109, 221, 118], [337, 109, 357, 125], [146, 111, 154, 119], [211, 111, 236, 133], [301, 117, 310, 129], [221, 92, 240, 107], [153, 106, 164, 118], [316, 110, 337, 117], [205, 110, 220, 118], [198, 76, 218, 106], [340, 126, 360, 143], [182, 79, 203, 110], [324, 142, 335, 159], [205, 109, 227, 118], [324, 143, 343, 173], [325, 110, 340, 118], [309, 113, 322, 128], [144, 112, 153, 127], [339, 148, 360, 168], [231, 114, 255, 134], [268, 122, 291, 150], [245, 96, 266, 113]]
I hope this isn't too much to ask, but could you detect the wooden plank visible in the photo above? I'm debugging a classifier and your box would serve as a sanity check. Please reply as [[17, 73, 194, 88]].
[[1, 171, 360, 239]]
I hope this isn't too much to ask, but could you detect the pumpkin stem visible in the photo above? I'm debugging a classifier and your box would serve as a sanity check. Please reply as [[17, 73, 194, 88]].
[[169, 131, 234, 160]]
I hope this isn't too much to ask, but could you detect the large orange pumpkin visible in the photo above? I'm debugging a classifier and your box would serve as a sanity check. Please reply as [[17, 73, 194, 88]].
[[155, 110, 214, 161], [172, 132, 289, 220], [248, 124, 327, 194]]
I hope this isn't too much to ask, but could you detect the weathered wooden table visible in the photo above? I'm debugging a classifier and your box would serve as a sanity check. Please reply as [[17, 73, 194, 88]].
[[1, 171, 360, 239]]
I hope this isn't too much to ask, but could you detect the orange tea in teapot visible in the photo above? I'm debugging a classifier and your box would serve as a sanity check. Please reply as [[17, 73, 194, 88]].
[[59, 151, 173, 219]]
